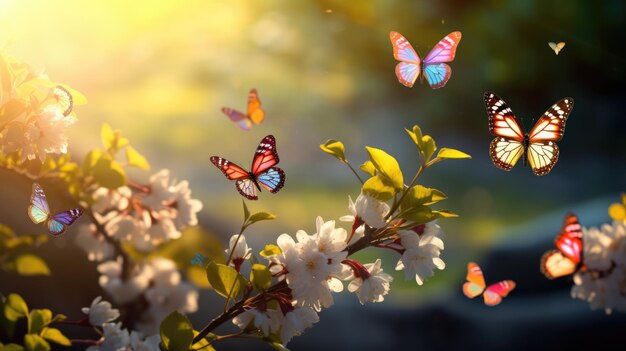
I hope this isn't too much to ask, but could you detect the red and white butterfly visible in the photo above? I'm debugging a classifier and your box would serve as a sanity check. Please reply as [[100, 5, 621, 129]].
[[389, 31, 462, 89], [222, 89, 265, 131], [463, 262, 516, 306], [210, 135, 285, 200], [540, 213, 583, 279], [484, 91, 574, 176]]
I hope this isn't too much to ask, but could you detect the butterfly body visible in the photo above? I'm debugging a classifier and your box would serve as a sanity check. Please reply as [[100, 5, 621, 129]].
[[389, 31, 461, 89], [28, 183, 83, 236], [210, 135, 285, 200], [484, 91, 574, 176], [541, 213, 583, 279], [463, 262, 516, 306], [222, 89, 265, 130], [548, 42, 566, 55]]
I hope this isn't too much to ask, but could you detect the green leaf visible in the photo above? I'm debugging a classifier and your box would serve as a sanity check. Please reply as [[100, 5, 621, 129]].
[[205, 261, 248, 299], [269, 342, 291, 351], [13, 254, 50, 276], [28, 309, 52, 334], [100, 123, 115, 150], [402, 185, 434, 207], [260, 244, 281, 257], [242, 199, 250, 221], [159, 311, 194, 351], [191, 330, 216, 351], [23, 334, 50, 351], [0, 223, 16, 239], [436, 148, 472, 159], [125, 146, 150, 170], [362, 175, 395, 201], [429, 189, 447, 204], [359, 161, 376, 177], [365, 147, 403, 191], [92, 157, 127, 189], [4, 294, 28, 322], [405, 125, 425, 151], [0, 344, 25, 351], [251, 264, 272, 291], [82, 149, 104, 173], [40, 328, 70, 346], [320, 140, 346, 162], [401, 205, 435, 224], [248, 212, 276, 225], [422, 135, 437, 162], [432, 210, 459, 218]]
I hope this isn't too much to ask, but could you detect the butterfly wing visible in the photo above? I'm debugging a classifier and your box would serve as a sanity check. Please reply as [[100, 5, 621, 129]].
[[28, 183, 50, 224], [210, 157, 250, 180], [390, 31, 421, 87], [483, 280, 516, 306], [528, 98, 574, 143], [257, 167, 285, 193], [47, 209, 83, 236], [484, 92, 525, 171], [52, 86, 73, 116], [423, 63, 452, 89], [462, 262, 486, 299], [489, 138, 524, 171], [246, 89, 265, 125], [553, 212, 583, 262], [236, 179, 258, 200], [222, 107, 252, 131], [250, 135, 280, 176], [540, 250, 578, 279], [423, 31, 462, 64]]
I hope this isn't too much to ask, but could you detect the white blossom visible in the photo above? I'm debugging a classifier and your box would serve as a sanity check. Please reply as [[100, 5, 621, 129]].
[[86, 322, 130, 351], [232, 308, 282, 336], [21, 105, 77, 162], [129, 332, 160, 351], [81, 296, 120, 327], [225, 234, 252, 268], [97, 257, 152, 304], [75, 225, 114, 262], [348, 259, 393, 304], [279, 307, 319, 345], [395, 223, 445, 285], [340, 193, 389, 228], [92, 187, 131, 213]]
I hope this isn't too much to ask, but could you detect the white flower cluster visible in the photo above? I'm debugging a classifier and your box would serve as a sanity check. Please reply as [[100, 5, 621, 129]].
[[75, 169, 203, 257], [571, 220, 626, 314], [0, 104, 77, 162], [230, 192, 446, 345], [97, 257, 198, 335], [81, 296, 160, 351]]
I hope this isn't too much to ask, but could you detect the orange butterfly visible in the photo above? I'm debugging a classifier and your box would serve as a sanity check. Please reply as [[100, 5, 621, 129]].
[[222, 89, 265, 131], [463, 262, 516, 306], [484, 92, 574, 176], [540, 213, 583, 279]]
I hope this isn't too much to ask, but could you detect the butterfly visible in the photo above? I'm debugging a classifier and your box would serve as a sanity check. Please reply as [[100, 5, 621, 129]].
[[389, 31, 462, 89], [484, 91, 574, 176], [221, 89, 265, 131], [191, 252, 206, 267], [540, 212, 583, 279], [463, 262, 516, 306], [548, 41, 566, 55], [28, 183, 83, 236], [210, 135, 285, 200], [52, 85, 73, 117]]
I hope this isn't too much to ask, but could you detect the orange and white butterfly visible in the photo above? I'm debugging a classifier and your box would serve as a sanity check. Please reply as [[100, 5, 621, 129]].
[[540, 213, 583, 279], [222, 89, 265, 131], [463, 262, 516, 306], [484, 91, 574, 176]]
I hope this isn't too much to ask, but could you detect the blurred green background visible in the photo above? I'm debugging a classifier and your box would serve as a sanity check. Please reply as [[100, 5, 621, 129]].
[[1, 0, 625, 350]]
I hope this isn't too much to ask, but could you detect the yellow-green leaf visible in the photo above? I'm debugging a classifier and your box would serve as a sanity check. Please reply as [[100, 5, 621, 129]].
[[401, 205, 435, 224], [28, 309, 52, 334], [125, 146, 150, 170], [422, 135, 437, 162], [205, 261, 247, 299], [0, 223, 16, 239], [405, 125, 424, 149], [100, 123, 115, 150], [159, 311, 193, 351], [23, 334, 50, 351], [192, 330, 216, 351], [40, 328, 70, 347], [248, 212, 276, 224], [269, 342, 290, 351], [362, 175, 395, 201], [92, 158, 127, 189], [4, 294, 28, 322], [251, 264, 272, 291], [432, 210, 459, 218], [242, 199, 251, 221], [0, 343, 25, 351], [436, 148, 471, 159], [320, 140, 346, 162], [260, 244, 281, 257], [186, 266, 211, 289], [13, 254, 50, 276], [359, 161, 376, 177], [365, 147, 403, 190]]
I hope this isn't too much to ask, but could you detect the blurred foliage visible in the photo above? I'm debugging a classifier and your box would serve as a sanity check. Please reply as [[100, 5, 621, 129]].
[[0, 224, 49, 277]]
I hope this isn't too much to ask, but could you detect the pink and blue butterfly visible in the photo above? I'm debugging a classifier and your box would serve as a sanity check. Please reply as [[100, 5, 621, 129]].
[[390, 31, 462, 89], [28, 183, 83, 236]]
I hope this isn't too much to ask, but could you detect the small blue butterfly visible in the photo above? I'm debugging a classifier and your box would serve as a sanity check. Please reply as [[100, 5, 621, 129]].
[[191, 253, 206, 267], [28, 183, 83, 236]]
